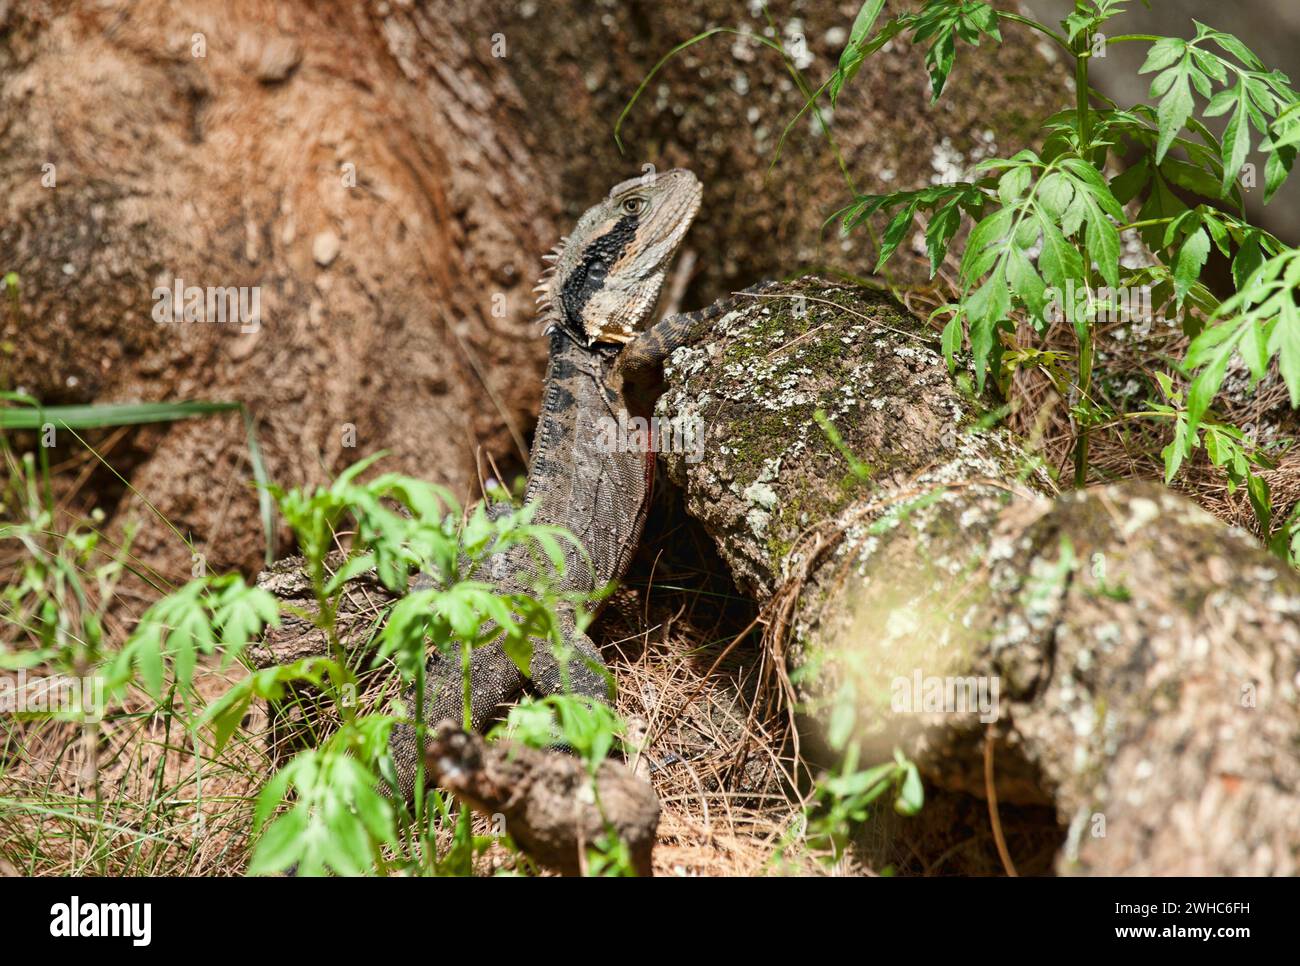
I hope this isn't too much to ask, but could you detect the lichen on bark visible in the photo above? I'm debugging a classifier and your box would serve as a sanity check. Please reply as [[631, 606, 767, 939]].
[[661, 278, 1300, 874]]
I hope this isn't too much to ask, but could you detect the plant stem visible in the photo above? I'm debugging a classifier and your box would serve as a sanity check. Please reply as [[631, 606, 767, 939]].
[[996, 12, 1071, 52], [461, 638, 473, 731], [1073, 333, 1093, 488], [1075, 27, 1092, 148], [1120, 216, 1174, 232], [1105, 34, 1163, 44], [1072, 10, 1094, 488], [413, 649, 427, 861]]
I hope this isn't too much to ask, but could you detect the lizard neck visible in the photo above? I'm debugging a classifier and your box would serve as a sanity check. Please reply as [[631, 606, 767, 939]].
[[523, 329, 652, 589]]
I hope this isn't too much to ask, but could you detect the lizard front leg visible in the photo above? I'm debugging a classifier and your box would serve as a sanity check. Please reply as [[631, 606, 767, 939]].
[[527, 604, 613, 704], [614, 281, 780, 407], [388, 644, 528, 801], [387, 607, 611, 800]]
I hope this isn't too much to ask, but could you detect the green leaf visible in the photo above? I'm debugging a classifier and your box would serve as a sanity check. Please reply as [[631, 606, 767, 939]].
[[502, 628, 536, 679], [926, 29, 957, 101], [1162, 414, 1191, 483], [827, 696, 857, 751], [1036, 214, 1085, 290], [1207, 28, 1264, 71], [213, 583, 279, 657], [1139, 38, 1185, 75], [1220, 86, 1252, 196], [1007, 245, 1047, 319], [895, 761, 924, 816], [1060, 158, 1125, 220], [1080, 197, 1121, 290], [925, 201, 963, 277], [1137, 173, 1188, 250], [876, 201, 920, 272], [940, 310, 963, 375], [0, 400, 242, 431], [1203, 87, 1236, 119], [965, 263, 1010, 391], [830, 0, 891, 106], [997, 165, 1032, 204], [1154, 67, 1195, 163], [1186, 326, 1243, 429], [1201, 211, 1230, 257], [1264, 144, 1295, 203], [1192, 47, 1228, 85], [248, 808, 308, 876], [1158, 157, 1222, 202], [208, 689, 255, 755], [324, 553, 377, 595], [252, 765, 293, 832], [1238, 315, 1271, 384], [1247, 473, 1272, 532], [906, 0, 1002, 103], [1037, 171, 1074, 218], [1265, 104, 1300, 151], [1232, 231, 1266, 291], [959, 206, 1014, 285], [1059, 186, 1089, 238], [845, 0, 888, 53], [1011, 215, 1038, 251], [136, 632, 165, 700], [1110, 157, 1150, 205], [1173, 227, 1211, 306], [825, 761, 894, 800], [333, 451, 388, 488], [1268, 302, 1300, 407]]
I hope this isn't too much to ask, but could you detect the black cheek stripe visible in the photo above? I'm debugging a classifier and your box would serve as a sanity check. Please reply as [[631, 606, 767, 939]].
[[559, 213, 639, 338]]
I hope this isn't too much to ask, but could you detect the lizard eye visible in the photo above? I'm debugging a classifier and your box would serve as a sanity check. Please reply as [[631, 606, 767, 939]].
[[620, 196, 647, 216]]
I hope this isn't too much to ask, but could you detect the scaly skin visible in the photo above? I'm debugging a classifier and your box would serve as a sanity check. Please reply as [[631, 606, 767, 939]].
[[389, 170, 709, 797]]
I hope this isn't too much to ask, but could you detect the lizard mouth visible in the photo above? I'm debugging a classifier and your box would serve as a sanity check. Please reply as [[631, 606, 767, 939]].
[[589, 175, 703, 344]]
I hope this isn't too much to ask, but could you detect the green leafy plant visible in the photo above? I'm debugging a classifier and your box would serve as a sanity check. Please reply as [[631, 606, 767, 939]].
[[2, 389, 630, 877], [0, 433, 192, 873], [794, 667, 923, 865], [0, 451, 131, 685], [621, 0, 1300, 564], [618, 3, 1300, 561], [819, 2, 1300, 557], [806, 746, 923, 863], [776, 650, 925, 868], [2, 425, 625, 875], [234, 459, 612, 875], [107, 574, 278, 701], [247, 714, 400, 877]]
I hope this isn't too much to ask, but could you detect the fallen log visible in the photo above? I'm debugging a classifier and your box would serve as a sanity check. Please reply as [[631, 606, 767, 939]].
[[424, 721, 660, 877], [657, 277, 1300, 875]]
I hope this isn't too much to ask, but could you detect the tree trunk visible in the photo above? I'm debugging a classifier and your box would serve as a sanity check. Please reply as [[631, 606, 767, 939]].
[[657, 277, 1300, 875], [3, 0, 563, 577], [2, 0, 1070, 580]]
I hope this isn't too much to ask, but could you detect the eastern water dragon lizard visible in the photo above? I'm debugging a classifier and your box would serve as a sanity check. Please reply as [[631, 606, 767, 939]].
[[390, 169, 763, 797]]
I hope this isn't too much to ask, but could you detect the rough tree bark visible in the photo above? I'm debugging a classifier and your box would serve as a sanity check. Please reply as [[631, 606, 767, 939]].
[[2, 0, 1069, 581], [425, 721, 660, 877], [3, 0, 562, 577], [657, 277, 1300, 875]]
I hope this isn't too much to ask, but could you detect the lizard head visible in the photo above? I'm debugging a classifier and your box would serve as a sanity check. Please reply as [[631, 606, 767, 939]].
[[536, 168, 702, 345]]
